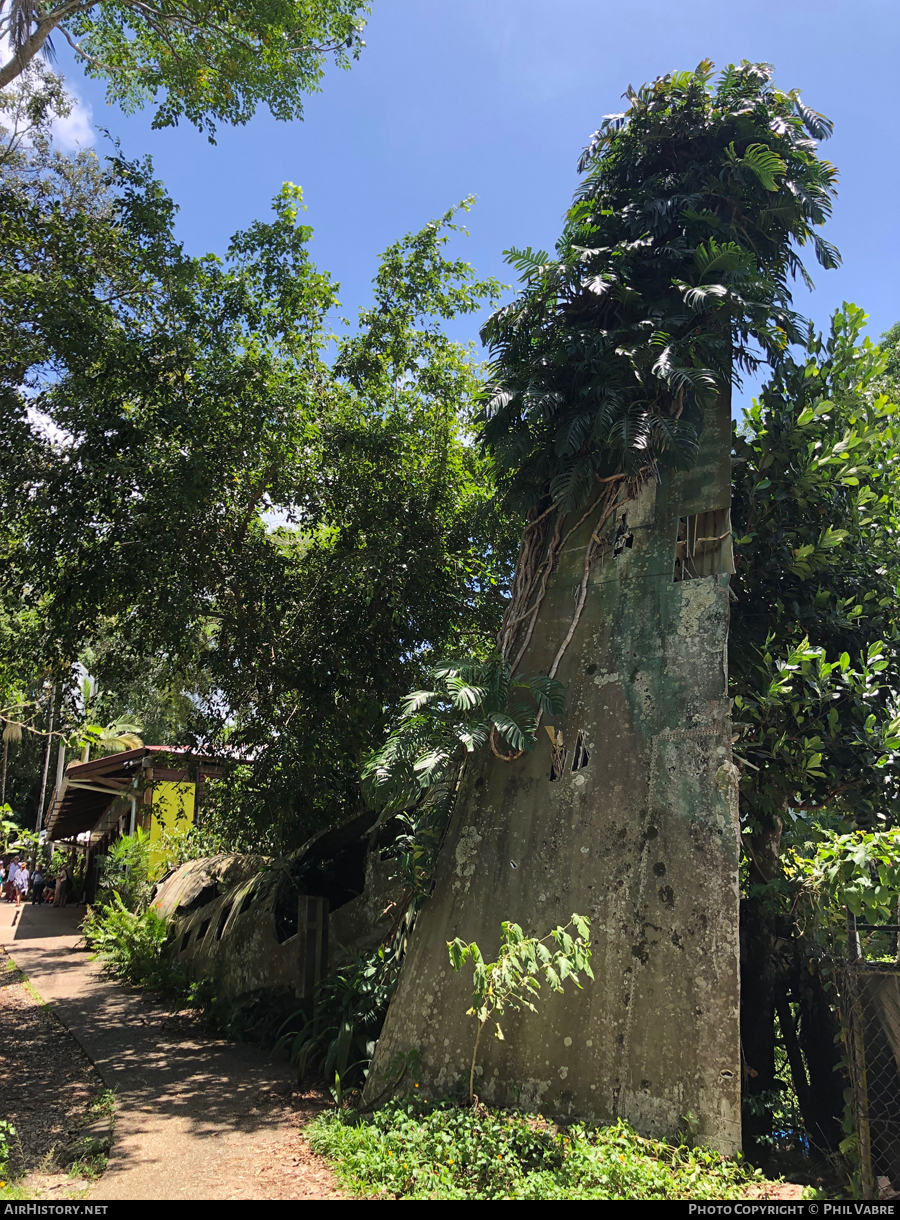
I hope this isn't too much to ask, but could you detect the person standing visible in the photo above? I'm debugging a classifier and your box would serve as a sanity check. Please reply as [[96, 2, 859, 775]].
[[6, 858, 20, 903], [12, 859, 29, 910], [53, 864, 70, 908], [31, 865, 45, 905]]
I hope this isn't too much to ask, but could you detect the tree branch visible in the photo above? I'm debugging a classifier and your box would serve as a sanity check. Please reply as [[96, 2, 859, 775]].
[[0, 0, 86, 88]]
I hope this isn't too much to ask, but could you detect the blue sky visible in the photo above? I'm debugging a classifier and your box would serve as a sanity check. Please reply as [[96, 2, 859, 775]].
[[54, 0, 899, 407]]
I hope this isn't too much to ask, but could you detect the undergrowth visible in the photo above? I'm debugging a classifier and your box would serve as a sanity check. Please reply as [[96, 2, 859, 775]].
[[82, 895, 179, 989], [307, 1097, 770, 1200], [0, 1120, 18, 1193]]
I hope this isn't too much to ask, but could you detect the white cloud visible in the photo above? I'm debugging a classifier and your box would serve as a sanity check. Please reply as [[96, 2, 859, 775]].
[[1, 35, 95, 150], [51, 89, 95, 150], [26, 405, 74, 449]]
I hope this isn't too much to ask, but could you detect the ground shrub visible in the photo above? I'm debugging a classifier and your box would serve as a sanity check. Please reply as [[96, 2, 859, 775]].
[[275, 949, 398, 1101], [307, 1097, 768, 1200], [94, 830, 153, 912], [0, 1120, 16, 1181], [82, 894, 178, 989]]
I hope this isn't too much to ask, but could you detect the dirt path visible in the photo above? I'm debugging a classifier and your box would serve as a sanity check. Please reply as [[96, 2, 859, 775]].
[[0, 950, 106, 1200], [0, 902, 345, 1200]]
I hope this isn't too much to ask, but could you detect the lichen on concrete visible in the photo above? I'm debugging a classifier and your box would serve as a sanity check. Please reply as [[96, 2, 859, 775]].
[[365, 390, 741, 1154]]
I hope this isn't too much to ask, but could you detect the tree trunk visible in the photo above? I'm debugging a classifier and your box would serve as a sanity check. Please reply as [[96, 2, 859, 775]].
[[0, 9, 72, 90], [740, 818, 783, 1157], [741, 806, 847, 1159], [740, 895, 781, 1155], [35, 685, 56, 841], [794, 944, 846, 1154]]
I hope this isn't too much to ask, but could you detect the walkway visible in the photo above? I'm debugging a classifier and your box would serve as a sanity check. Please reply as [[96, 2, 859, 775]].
[[0, 902, 343, 1200]]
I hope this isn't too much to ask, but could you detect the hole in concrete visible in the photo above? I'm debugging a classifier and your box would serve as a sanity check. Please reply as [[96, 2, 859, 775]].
[[548, 727, 567, 781], [613, 513, 634, 557], [195, 918, 211, 942], [180, 930, 192, 953], [571, 731, 590, 772], [674, 507, 734, 581], [274, 887, 299, 944], [238, 886, 255, 917], [216, 903, 233, 941], [658, 885, 675, 909], [721, 1070, 734, 1080]]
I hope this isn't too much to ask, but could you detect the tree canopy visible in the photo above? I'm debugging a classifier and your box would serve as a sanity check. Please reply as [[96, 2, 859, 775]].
[[480, 60, 839, 513], [731, 304, 900, 842], [0, 0, 369, 136], [0, 82, 515, 844]]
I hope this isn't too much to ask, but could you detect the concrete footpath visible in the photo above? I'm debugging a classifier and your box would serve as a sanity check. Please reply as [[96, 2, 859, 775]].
[[0, 901, 334, 1200]]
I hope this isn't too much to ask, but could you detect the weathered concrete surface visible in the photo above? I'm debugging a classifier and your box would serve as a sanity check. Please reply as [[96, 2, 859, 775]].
[[366, 394, 741, 1153]]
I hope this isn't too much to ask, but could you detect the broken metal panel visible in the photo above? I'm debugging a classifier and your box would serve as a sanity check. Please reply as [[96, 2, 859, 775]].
[[328, 851, 405, 968], [366, 391, 741, 1153], [153, 855, 264, 922], [165, 865, 311, 1004], [674, 508, 735, 581], [153, 812, 405, 1009]]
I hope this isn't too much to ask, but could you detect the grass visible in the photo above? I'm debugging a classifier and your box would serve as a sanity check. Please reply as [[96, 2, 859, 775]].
[[64, 1155, 108, 1182], [0, 1180, 30, 1202], [2, 958, 47, 1010], [86, 1089, 116, 1120], [0, 1054, 115, 1199], [64, 1088, 116, 1182], [307, 1096, 776, 1200]]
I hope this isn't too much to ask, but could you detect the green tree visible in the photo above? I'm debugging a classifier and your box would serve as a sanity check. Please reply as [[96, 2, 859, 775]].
[[729, 304, 900, 1155], [0, 602, 62, 830], [197, 206, 516, 846], [878, 320, 900, 388], [0, 92, 515, 848], [448, 914, 593, 1104], [0, 0, 369, 136], [480, 59, 838, 516]]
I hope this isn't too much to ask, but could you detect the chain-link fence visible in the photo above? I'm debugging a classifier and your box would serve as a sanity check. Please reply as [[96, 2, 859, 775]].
[[839, 918, 900, 1201]]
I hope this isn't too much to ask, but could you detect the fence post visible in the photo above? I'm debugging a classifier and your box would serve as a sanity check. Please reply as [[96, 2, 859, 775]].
[[846, 912, 876, 1200], [297, 895, 329, 1006]]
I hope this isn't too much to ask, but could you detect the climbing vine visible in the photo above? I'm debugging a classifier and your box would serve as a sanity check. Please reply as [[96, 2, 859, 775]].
[[480, 59, 839, 516], [363, 60, 842, 810], [480, 58, 841, 749]]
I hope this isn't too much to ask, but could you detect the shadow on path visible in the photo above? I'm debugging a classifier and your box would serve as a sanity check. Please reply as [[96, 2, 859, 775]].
[[0, 900, 83, 943], [4, 914, 324, 1200]]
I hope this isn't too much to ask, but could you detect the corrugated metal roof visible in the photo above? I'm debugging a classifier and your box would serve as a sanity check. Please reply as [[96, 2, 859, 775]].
[[43, 747, 218, 842]]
